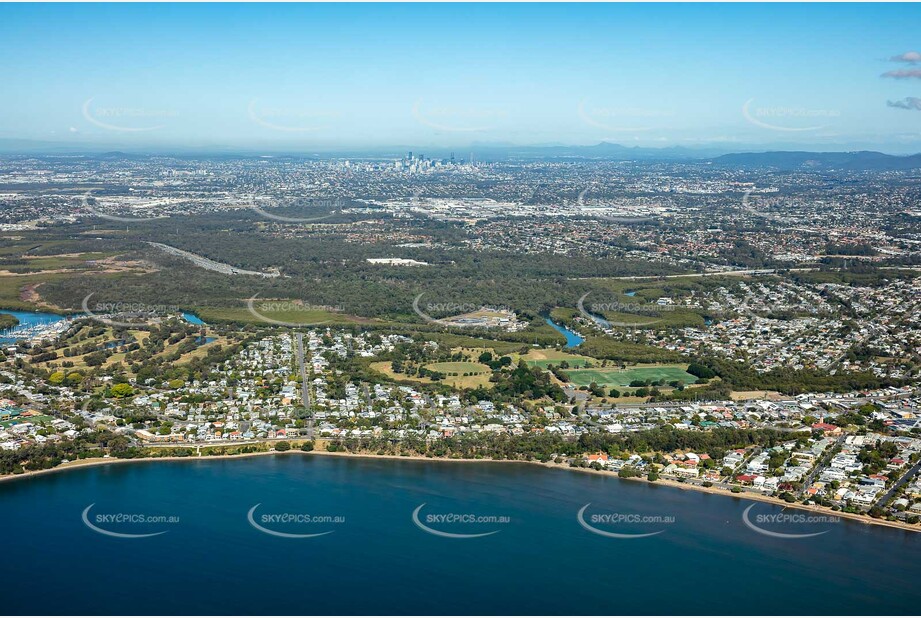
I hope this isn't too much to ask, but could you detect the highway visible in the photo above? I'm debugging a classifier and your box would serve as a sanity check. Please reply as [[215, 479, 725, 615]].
[[146, 242, 280, 278]]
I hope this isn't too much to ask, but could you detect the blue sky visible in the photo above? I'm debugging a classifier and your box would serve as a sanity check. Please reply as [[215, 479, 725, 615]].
[[1, 3, 920, 152]]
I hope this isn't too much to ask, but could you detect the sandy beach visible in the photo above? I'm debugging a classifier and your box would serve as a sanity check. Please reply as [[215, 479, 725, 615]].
[[2, 447, 919, 534]]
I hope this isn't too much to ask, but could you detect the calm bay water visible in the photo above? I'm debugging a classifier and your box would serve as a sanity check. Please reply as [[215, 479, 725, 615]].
[[1, 456, 918, 615]]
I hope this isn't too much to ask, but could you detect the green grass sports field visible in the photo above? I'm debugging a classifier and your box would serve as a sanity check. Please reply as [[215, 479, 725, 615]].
[[564, 365, 695, 387], [425, 361, 491, 375]]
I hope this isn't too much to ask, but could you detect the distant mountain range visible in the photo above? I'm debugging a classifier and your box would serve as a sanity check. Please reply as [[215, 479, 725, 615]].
[[490, 143, 921, 170], [710, 150, 921, 171], [1, 138, 920, 170]]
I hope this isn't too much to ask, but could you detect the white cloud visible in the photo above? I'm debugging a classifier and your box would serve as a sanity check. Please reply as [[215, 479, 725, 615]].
[[890, 51, 921, 64], [882, 69, 921, 79], [887, 97, 921, 111]]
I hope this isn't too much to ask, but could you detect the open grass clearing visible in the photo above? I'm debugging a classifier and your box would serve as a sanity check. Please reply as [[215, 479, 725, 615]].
[[370, 360, 493, 390], [564, 363, 696, 387]]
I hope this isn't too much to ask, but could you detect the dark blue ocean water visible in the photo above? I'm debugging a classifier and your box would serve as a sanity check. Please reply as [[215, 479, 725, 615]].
[[1, 456, 918, 615]]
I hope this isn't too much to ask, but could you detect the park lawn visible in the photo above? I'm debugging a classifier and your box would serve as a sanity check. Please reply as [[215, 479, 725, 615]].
[[175, 335, 232, 362], [371, 361, 493, 390], [103, 350, 129, 368], [451, 346, 521, 366], [103, 330, 155, 367], [452, 346, 587, 368], [39, 328, 152, 372], [149, 336, 201, 362], [519, 348, 596, 369], [0, 414, 55, 429], [425, 361, 491, 375], [86, 332, 224, 373], [564, 363, 696, 388], [435, 335, 529, 355], [455, 345, 603, 370], [35, 326, 114, 369], [43, 329, 191, 372], [9, 252, 118, 272]]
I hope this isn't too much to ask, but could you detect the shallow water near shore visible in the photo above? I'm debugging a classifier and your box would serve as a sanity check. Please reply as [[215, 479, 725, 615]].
[[1, 455, 918, 615]]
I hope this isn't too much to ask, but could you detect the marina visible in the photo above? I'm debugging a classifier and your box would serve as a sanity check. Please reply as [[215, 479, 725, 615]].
[[0, 310, 70, 345]]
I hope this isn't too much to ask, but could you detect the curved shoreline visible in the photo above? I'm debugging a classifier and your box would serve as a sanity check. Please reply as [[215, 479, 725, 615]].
[[0, 449, 506, 485], [2, 449, 919, 534]]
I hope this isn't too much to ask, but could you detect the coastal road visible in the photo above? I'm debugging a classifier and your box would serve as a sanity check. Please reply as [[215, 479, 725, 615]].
[[875, 459, 921, 508], [800, 434, 847, 495], [295, 332, 314, 439]]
